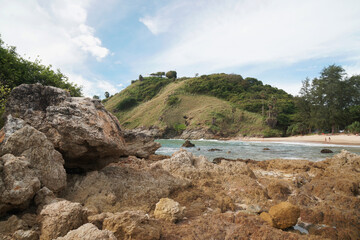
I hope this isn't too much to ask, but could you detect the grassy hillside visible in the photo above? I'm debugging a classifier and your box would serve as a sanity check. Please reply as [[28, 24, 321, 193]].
[[105, 75, 288, 137]]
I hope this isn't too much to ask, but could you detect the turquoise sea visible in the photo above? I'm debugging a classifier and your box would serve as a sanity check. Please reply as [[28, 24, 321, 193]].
[[155, 139, 360, 162]]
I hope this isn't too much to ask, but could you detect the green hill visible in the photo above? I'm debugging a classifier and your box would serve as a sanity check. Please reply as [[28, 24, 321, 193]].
[[104, 74, 296, 138]]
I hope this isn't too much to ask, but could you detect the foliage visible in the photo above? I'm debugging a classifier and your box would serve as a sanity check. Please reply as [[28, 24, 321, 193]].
[[115, 97, 138, 111], [104, 92, 110, 98], [166, 71, 177, 79], [286, 122, 308, 136], [150, 72, 165, 78], [346, 121, 360, 134], [124, 77, 176, 102], [262, 129, 282, 137], [139, 74, 144, 81], [297, 65, 360, 133], [166, 95, 180, 106], [174, 123, 186, 133], [93, 95, 100, 99], [0, 36, 82, 97]]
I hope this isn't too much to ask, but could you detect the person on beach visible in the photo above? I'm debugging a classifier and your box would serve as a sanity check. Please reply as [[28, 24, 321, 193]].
[[329, 137, 331, 142]]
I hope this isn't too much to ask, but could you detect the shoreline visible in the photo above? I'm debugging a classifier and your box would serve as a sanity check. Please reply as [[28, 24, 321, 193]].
[[232, 134, 360, 146]]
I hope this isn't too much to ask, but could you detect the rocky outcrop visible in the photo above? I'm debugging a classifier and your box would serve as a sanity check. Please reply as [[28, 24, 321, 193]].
[[154, 198, 184, 222], [1, 123, 66, 192], [151, 149, 256, 180], [0, 154, 41, 216], [122, 130, 161, 158], [39, 200, 88, 240], [180, 128, 214, 139], [260, 202, 300, 229], [102, 211, 161, 240], [181, 140, 195, 148], [4, 84, 127, 170], [63, 157, 188, 213], [55, 223, 116, 240]]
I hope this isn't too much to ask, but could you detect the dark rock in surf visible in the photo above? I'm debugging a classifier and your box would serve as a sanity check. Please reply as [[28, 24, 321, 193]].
[[182, 140, 195, 148]]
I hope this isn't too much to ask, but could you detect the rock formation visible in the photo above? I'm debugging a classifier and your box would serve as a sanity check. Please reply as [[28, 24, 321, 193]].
[[122, 130, 161, 158], [4, 83, 127, 170], [55, 223, 116, 240]]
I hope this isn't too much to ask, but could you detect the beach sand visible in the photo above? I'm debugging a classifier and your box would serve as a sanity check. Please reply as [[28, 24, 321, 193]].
[[238, 134, 360, 146]]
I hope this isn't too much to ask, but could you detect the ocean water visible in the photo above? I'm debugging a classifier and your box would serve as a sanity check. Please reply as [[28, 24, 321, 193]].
[[155, 139, 360, 162]]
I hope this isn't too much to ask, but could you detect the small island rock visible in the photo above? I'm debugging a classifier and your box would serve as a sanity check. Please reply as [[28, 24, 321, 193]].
[[182, 140, 195, 148]]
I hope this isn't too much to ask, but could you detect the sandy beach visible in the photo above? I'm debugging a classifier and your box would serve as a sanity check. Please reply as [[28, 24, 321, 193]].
[[238, 134, 360, 146]]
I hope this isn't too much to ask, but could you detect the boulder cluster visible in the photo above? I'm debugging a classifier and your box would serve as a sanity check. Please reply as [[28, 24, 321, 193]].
[[0, 84, 359, 240]]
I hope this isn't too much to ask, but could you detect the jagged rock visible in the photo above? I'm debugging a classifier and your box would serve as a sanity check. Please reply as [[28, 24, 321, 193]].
[[122, 130, 161, 158], [266, 181, 291, 201], [2, 115, 25, 143], [0, 154, 41, 216], [13, 230, 39, 240], [261, 202, 300, 229], [180, 128, 214, 139], [321, 149, 333, 153], [4, 83, 127, 170], [151, 149, 256, 180], [103, 211, 161, 240], [34, 187, 58, 210], [63, 160, 188, 213], [182, 140, 195, 148], [154, 198, 184, 222], [55, 223, 116, 240], [88, 212, 115, 229], [39, 200, 88, 240], [0, 215, 28, 236], [1, 124, 66, 192]]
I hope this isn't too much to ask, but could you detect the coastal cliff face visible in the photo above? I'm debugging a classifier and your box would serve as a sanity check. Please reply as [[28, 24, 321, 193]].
[[0, 84, 359, 240]]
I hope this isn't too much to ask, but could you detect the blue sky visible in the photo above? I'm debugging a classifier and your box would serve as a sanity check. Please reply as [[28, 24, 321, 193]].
[[1, 0, 360, 97]]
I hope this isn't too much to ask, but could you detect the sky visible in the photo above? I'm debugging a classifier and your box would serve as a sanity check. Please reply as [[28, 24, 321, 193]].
[[1, 0, 360, 97]]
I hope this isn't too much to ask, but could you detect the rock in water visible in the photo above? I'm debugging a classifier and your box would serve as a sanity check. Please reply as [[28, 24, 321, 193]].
[[182, 140, 195, 148], [154, 198, 184, 222], [260, 202, 300, 229], [321, 149, 333, 153], [4, 84, 127, 170]]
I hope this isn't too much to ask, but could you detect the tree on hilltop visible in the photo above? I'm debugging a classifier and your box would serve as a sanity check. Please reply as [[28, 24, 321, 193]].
[[166, 71, 177, 79]]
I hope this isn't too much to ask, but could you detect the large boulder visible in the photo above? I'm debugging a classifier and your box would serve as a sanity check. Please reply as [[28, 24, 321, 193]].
[[39, 200, 88, 240], [122, 130, 161, 158], [1, 123, 66, 192], [102, 211, 161, 240], [154, 198, 184, 222], [4, 84, 127, 170], [55, 223, 116, 240], [0, 154, 41, 216]]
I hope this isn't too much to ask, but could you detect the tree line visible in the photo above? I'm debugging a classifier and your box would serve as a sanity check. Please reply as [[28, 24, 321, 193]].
[[290, 65, 360, 135]]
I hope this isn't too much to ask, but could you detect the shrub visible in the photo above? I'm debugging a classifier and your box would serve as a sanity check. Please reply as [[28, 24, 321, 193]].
[[116, 97, 138, 111], [346, 121, 360, 134], [174, 123, 186, 133], [166, 95, 180, 106], [166, 71, 177, 79]]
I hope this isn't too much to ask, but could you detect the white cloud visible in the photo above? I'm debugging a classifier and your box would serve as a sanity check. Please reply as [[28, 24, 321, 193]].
[[139, 0, 360, 78], [0, 0, 110, 95]]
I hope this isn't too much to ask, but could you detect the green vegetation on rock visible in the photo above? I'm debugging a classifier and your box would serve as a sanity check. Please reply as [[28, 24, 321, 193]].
[[0, 36, 82, 128]]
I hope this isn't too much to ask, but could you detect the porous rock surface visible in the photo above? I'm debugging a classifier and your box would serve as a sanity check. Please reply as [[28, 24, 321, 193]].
[[39, 200, 88, 240], [102, 211, 161, 240], [0, 154, 41, 215], [1, 123, 66, 192], [122, 130, 161, 158], [4, 83, 127, 170], [154, 198, 184, 222], [55, 223, 116, 240], [260, 202, 300, 229]]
